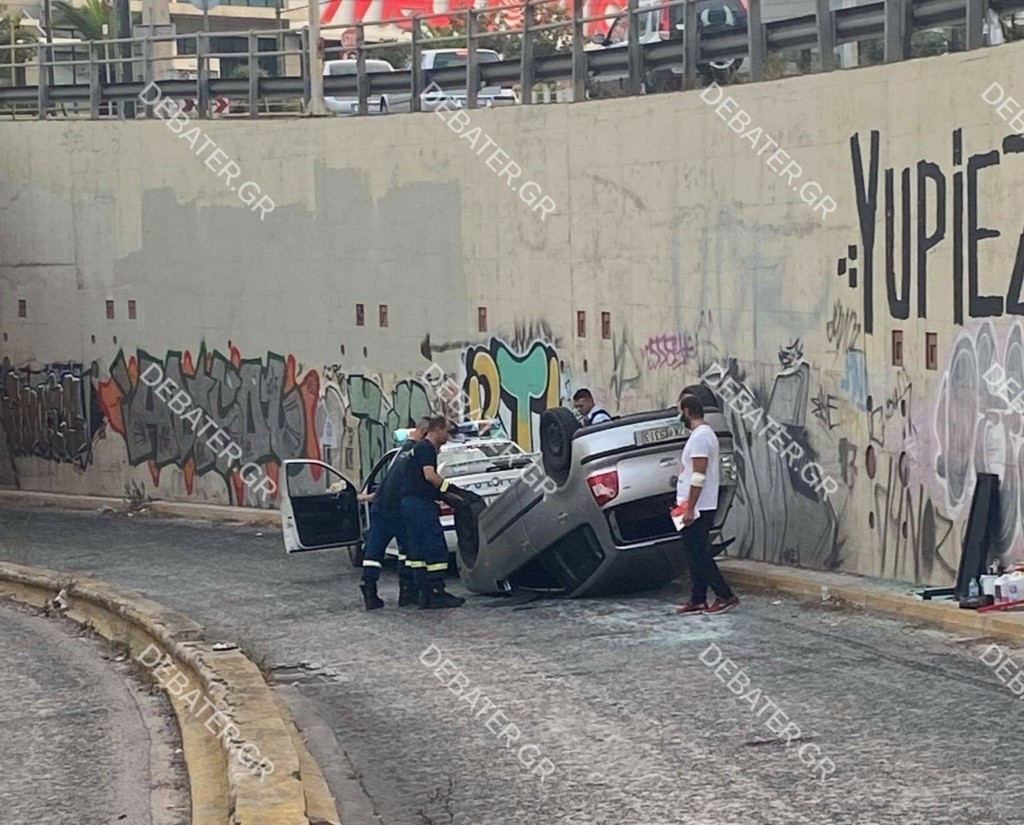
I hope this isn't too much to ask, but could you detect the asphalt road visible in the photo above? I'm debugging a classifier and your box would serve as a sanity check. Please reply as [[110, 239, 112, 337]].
[[3, 504, 1023, 825], [0, 595, 189, 825]]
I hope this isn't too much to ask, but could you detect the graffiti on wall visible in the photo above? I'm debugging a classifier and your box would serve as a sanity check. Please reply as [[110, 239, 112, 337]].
[[609, 327, 643, 412], [0, 359, 104, 468], [320, 369, 433, 480], [98, 344, 320, 505], [463, 337, 561, 452], [930, 320, 1024, 560], [640, 333, 697, 372], [836, 129, 1024, 334], [825, 300, 869, 411], [712, 344, 843, 570]]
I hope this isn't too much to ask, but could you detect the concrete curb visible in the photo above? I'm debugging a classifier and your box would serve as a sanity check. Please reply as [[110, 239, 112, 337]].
[[720, 558, 1024, 642], [0, 562, 339, 825], [0, 489, 280, 526]]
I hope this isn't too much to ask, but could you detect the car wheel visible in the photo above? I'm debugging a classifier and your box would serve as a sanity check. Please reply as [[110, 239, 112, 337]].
[[540, 407, 580, 487], [681, 383, 721, 412], [347, 542, 364, 568], [380, 97, 389, 114]]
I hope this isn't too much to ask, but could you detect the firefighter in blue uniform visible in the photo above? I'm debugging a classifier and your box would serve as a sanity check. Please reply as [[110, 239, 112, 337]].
[[400, 416, 466, 609], [358, 418, 428, 611]]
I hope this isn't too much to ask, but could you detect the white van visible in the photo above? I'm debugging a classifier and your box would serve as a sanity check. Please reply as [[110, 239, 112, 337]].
[[418, 48, 519, 110], [323, 58, 409, 114]]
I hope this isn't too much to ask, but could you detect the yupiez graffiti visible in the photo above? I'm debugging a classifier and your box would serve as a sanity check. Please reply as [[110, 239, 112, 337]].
[[462, 338, 560, 452], [98, 344, 320, 505], [709, 345, 843, 570], [0, 359, 105, 468], [837, 128, 1024, 334]]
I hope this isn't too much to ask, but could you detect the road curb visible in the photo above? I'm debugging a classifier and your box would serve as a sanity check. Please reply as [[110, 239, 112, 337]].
[[0, 562, 339, 825], [0, 489, 280, 526], [720, 559, 1024, 643]]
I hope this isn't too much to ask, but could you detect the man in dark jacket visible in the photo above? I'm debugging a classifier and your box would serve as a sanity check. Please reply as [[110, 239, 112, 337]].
[[400, 417, 467, 609], [358, 419, 428, 610]]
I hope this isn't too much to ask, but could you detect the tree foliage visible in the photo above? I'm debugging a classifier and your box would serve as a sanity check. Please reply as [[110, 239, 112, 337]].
[[52, 0, 113, 40], [0, 4, 39, 70]]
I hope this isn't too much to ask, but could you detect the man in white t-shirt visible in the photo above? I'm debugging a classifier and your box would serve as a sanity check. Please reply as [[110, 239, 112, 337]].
[[673, 392, 739, 616]]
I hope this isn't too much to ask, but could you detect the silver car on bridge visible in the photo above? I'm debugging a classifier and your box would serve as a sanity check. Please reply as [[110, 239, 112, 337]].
[[456, 384, 737, 598]]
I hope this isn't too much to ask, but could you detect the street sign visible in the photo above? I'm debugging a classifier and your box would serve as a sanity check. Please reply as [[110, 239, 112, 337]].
[[188, 0, 222, 11], [341, 29, 357, 49]]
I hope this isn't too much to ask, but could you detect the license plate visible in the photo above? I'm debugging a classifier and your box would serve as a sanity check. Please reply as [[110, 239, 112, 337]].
[[635, 423, 688, 446]]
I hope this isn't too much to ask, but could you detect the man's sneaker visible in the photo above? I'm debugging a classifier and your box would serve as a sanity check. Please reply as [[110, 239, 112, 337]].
[[675, 601, 708, 616], [704, 596, 740, 615]]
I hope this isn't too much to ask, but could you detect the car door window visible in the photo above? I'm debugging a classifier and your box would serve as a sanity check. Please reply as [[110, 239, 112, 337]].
[[365, 449, 400, 494], [285, 463, 360, 547]]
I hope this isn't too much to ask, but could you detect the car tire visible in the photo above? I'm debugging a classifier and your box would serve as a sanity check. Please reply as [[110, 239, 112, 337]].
[[540, 407, 580, 487], [681, 383, 721, 412], [347, 542, 364, 568]]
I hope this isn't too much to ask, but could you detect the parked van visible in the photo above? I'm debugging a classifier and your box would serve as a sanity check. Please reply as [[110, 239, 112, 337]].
[[323, 58, 408, 114], [418, 48, 519, 109]]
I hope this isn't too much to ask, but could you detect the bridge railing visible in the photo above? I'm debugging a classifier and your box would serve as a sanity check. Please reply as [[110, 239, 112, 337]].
[[0, 0, 1020, 119]]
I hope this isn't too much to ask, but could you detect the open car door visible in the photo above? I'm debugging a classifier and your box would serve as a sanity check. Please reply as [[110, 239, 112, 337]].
[[281, 459, 362, 553]]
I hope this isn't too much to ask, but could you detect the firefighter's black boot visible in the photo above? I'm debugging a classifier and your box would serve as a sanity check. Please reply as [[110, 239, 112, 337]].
[[398, 579, 417, 607], [417, 585, 431, 609], [359, 581, 385, 611], [423, 583, 465, 609]]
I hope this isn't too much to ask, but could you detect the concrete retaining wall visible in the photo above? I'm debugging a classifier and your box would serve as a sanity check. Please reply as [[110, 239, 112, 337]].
[[5, 43, 1024, 585]]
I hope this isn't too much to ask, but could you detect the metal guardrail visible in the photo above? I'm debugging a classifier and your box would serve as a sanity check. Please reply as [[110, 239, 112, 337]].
[[0, 0, 1020, 119]]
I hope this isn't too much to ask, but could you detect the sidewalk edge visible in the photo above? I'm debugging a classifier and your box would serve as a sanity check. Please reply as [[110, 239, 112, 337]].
[[0, 562, 339, 825]]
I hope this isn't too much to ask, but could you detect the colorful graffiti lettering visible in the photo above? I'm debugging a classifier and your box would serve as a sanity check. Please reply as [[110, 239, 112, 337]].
[[98, 344, 320, 506], [932, 321, 1024, 558], [344, 375, 432, 480], [640, 333, 696, 371], [463, 338, 560, 452], [0, 358, 104, 468]]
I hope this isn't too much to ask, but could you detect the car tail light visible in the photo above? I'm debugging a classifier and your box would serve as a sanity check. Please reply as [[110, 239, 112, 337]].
[[438, 502, 453, 517], [587, 470, 619, 507]]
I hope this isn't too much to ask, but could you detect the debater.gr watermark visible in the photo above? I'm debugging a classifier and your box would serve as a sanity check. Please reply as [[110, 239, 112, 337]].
[[699, 362, 840, 500], [138, 82, 276, 222], [423, 82, 556, 222], [700, 643, 836, 782], [700, 82, 837, 221], [137, 644, 275, 781], [982, 362, 1024, 413], [138, 361, 278, 502], [419, 643, 557, 781]]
